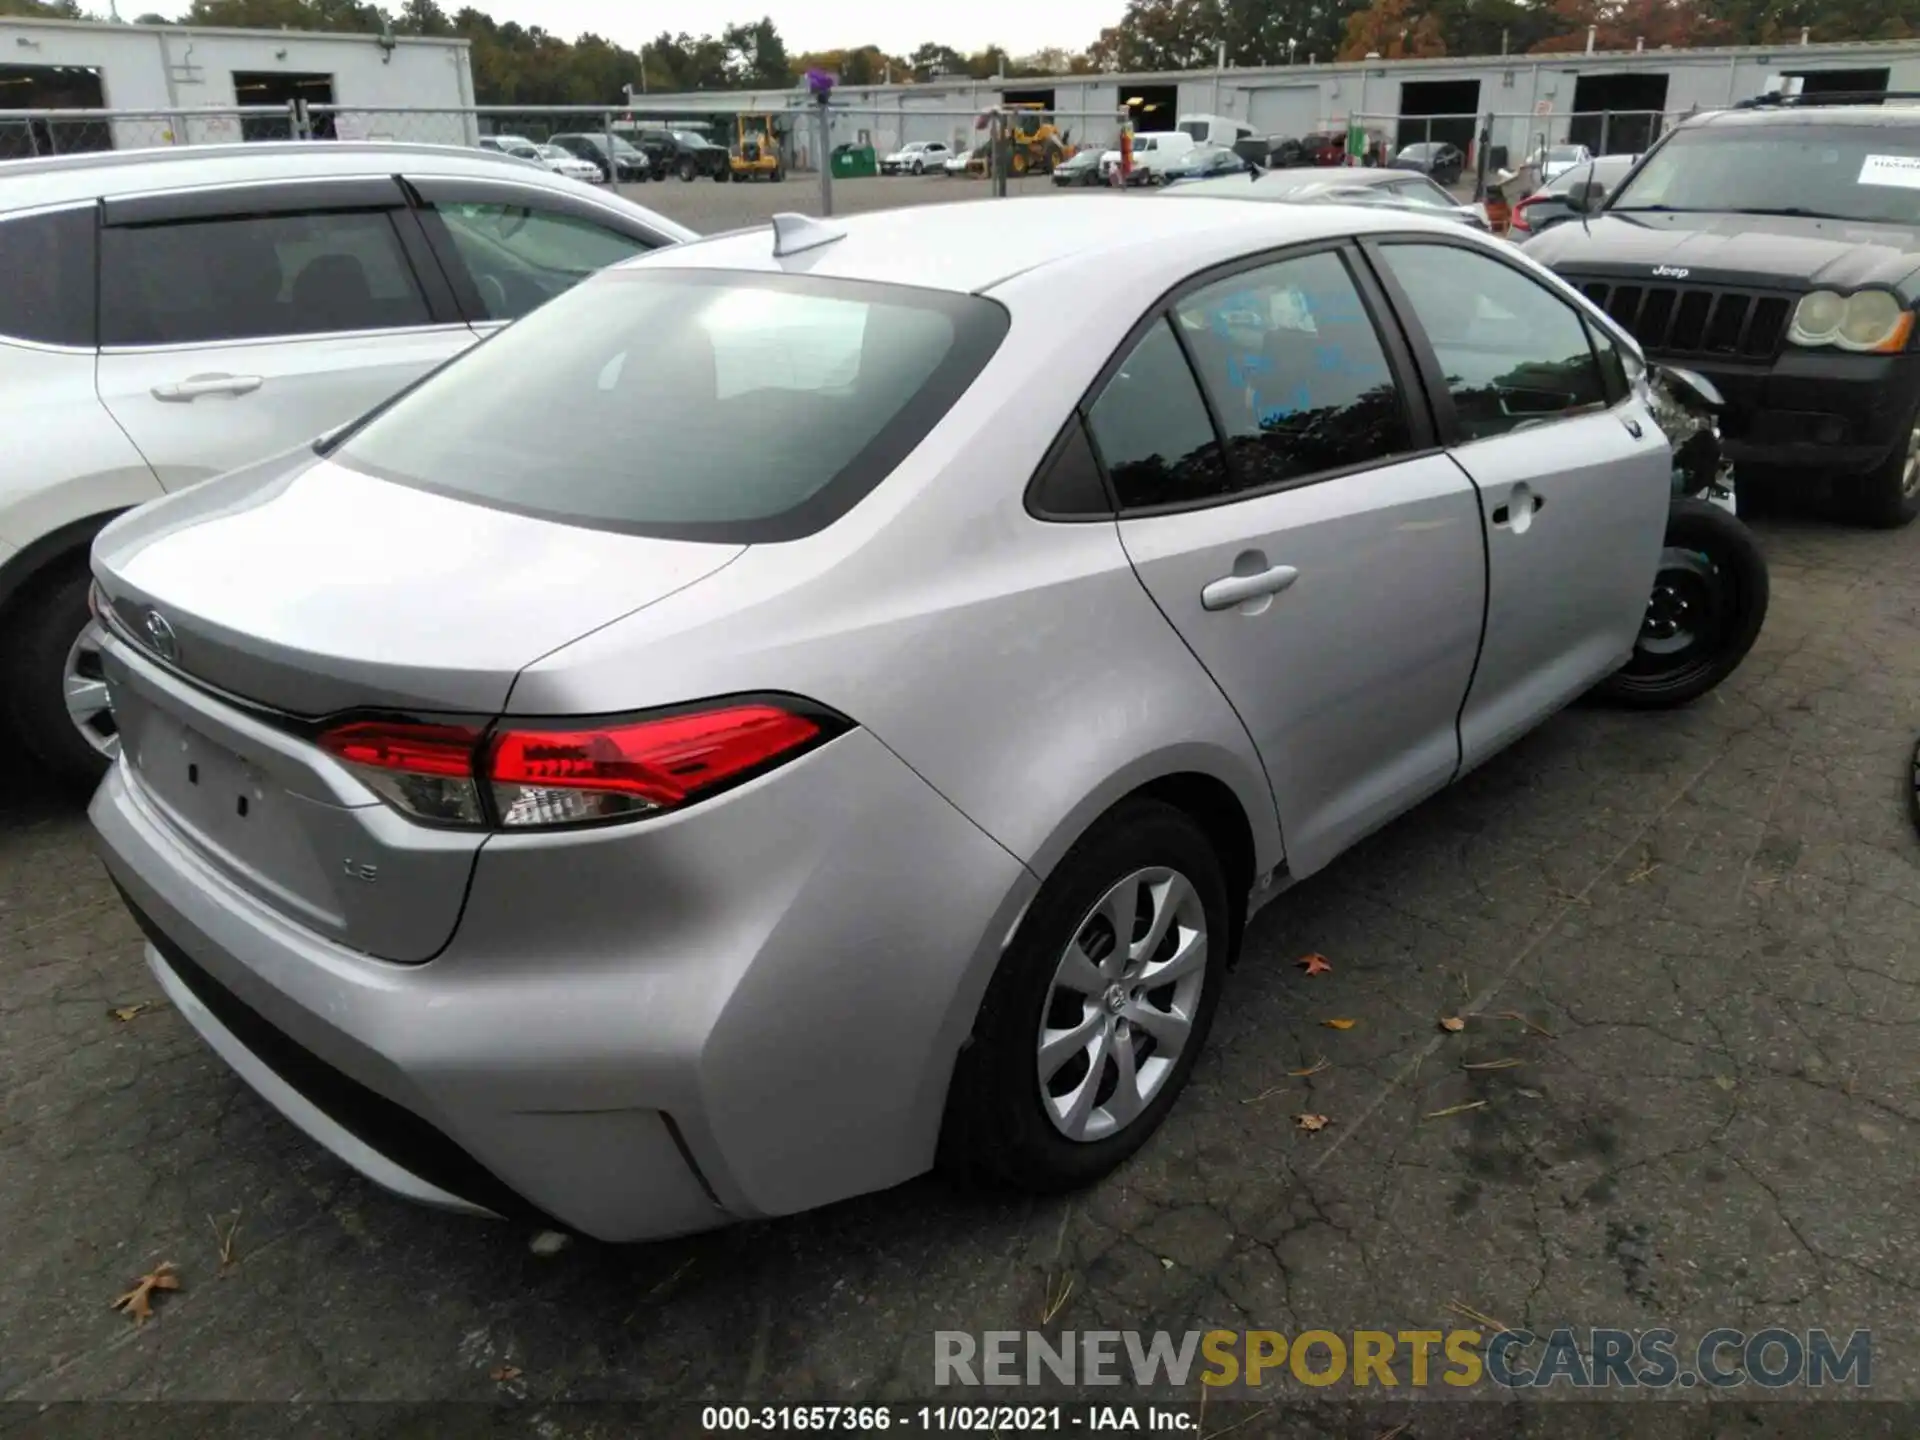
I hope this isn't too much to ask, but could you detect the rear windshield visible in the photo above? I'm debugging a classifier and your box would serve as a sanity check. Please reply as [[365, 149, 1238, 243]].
[[334, 269, 1008, 542], [1609, 123, 1920, 224]]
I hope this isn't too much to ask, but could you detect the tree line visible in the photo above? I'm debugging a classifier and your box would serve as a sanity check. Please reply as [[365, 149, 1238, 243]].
[[1, 0, 1910, 106]]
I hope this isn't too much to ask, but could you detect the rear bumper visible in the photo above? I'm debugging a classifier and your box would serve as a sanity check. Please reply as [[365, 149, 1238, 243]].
[[92, 728, 1036, 1241], [1684, 349, 1920, 477]]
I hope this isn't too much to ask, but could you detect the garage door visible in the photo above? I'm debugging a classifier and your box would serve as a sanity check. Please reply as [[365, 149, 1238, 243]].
[[1247, 86, 1320, 138]]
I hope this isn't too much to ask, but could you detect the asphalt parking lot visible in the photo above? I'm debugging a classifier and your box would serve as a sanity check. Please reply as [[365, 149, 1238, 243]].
[[6, 500, 1920, 1428]]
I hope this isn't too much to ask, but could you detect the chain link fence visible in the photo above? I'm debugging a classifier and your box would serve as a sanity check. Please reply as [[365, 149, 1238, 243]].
[[1351, 108, 1687, 192], [0, 105, 304, 159]]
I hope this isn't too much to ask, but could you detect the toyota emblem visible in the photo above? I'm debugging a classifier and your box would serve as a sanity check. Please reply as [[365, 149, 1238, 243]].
[[143, 609, 179, 663]]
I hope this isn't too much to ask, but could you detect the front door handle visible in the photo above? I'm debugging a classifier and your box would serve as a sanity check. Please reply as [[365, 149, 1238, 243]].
[[1202, 564, 1299, 612], [151, 374, 264, 402], [1489, 484, 1544, 532]]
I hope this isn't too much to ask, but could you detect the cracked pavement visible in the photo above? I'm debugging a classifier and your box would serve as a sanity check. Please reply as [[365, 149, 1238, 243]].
[[4, 510, 1919, 1425]]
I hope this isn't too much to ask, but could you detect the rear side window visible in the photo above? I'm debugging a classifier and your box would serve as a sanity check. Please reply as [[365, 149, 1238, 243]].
[[336, 269, 1008, 543], [0, 207, 95, 347], [101, 210, 431, 346], [1086, 318, 1230, 509]]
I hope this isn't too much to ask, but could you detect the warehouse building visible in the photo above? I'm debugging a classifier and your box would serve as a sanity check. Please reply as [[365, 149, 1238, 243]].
[[0, 14, 473, 152], [631, 38, 1920, 171]]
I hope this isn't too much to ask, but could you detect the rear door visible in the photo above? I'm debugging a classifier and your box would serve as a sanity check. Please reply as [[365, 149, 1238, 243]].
[[1102, 244, 1487, 879], [1367, 237, 1671, 772], [95, 179, 475, 491], [405, 175, 677, 333]]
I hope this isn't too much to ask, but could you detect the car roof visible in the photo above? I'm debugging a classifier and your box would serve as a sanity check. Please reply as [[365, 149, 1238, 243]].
[[0, 141, 607, 215], [632, 195, 1451, 295], [1683, 103, 1920, 130]]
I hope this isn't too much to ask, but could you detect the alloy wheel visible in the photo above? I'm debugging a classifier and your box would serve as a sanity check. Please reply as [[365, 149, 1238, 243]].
[[64, 621, 119, 760], [1036, 866, 1208, 1143], [1900, 418, 1920, 501]]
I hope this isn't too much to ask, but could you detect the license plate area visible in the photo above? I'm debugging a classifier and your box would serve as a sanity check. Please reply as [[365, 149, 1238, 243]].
[[133, 706, 275, 845]]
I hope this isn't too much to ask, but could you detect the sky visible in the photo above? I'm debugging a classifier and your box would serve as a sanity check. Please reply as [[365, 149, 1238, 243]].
[[471, 0, 1124, 58]]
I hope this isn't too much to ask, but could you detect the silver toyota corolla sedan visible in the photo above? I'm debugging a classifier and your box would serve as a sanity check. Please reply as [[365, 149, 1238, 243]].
[[91, 196, 1727, 1242]]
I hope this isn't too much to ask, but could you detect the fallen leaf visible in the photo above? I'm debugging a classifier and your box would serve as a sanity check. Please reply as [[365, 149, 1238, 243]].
[[490, 1366, 522, 1383], [1239, 1085, 1291, 1105], [1439, 1016, 1466, 1033], [1296, 953, 1333, 976], [208, 1210, 242, 1271], [1321, 1018, 1357, 1030], [112, 1262, 180, 1324], [1712, 1075, 1737, 1091], [110, 1004, 152, 1023], [1041, 1273, 1074, 1324], [1446, 1298, 1512, 1334], [1425, 1100, 1488, 1120], [1287, 1058, 1330, 1077], [1159, 1257, 1175, 1270], [1294, 1113, 1331, 1132], [1462, 1057, 1524, 1071], [528, 1229, 570, 1257]]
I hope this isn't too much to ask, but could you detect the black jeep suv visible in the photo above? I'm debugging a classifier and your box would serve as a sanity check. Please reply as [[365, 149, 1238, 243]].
[[1523, 100, 1920, 527], [636, 127, 729, 182]]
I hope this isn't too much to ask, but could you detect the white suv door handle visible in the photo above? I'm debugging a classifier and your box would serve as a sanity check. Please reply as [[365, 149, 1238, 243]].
[[1202, 565, 1299, 612], [151, 374, 264, 402]]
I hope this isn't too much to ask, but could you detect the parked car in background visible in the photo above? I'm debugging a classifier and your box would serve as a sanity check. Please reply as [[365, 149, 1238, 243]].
[[549, 132, 650, 183], [478, 135, 543, 166], [1508, 153, 1639, 236], [1176, 112, 1257, 148], [634, 127, 730, 182], [882, 140, 952, 175], [1235, 135, 1308, 169], [1391, 141, 1466, 185], [0, 142, 692, 784], [1051, 148, 1106, 187], [1304, 128, 1389, 167], [538, 143, 605, 184], [1538, 143, 1594, 181], [88, 195, 1753, 1246], [1158, 144, 1260, 186], [1522, 99, 1920, 527], [942, 147, 978, 177], [1171, 166, 1489, 229]]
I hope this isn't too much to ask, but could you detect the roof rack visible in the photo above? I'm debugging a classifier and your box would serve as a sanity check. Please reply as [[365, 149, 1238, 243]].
[[1734, 88, 1920, 109]]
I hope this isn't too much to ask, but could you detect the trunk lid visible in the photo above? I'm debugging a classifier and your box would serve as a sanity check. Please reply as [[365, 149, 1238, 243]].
[[93, 452, 744, 963]]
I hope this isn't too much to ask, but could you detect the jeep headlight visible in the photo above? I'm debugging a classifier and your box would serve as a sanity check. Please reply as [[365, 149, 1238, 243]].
[[1789, 289, 1913, 353]]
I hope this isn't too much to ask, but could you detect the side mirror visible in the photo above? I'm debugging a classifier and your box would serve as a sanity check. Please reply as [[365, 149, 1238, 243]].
[[1655, 365, 1725, 415], [1566, 180, 1606, 212]]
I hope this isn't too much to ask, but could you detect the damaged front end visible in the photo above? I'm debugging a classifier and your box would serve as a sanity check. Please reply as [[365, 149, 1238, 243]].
[[1647, 365, 1737, 514]]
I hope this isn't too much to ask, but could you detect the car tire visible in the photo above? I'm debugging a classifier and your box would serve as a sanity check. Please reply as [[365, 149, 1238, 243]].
[[1592, 498, 1769, 710], [912, 159, 924, 175], [941, 798, 1230, 1193], [1, 556, 114, 792], [1834, 414, 1920, 530], [770, 167, 784, 182]]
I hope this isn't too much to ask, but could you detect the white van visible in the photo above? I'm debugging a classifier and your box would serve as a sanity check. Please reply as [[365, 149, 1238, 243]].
[[1176, 113, 1256, 148], [1127, 130, 1197, 183]]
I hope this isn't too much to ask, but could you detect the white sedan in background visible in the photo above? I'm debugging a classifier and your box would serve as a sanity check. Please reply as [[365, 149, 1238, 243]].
[[883, 140, 952, 175], [539, 143, 605, 184]]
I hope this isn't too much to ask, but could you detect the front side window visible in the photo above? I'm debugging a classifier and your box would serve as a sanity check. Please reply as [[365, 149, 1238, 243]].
[[1378, 242, 1607, 442], [1086, 319, 1230, 509], [1172, 250, 1412, 491], [100, 209, 430, 346], [336, 270, 1008, 542], [432, 202, 652, 321], [0, 207, 95, 347]]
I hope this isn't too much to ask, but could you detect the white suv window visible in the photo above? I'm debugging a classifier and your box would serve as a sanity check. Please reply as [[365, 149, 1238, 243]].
[[432, 202, 651, 322], [0, 208, 94, 347], [100, 209, 431, 346]]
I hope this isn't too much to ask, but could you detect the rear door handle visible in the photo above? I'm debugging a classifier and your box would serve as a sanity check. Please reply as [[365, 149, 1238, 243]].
[[151, 374, 264, 402], [1202, 565, 1299, 612]]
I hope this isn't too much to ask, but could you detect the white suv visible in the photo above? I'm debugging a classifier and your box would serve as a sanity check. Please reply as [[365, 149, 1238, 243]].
[[881, 141, 951, 175], [0, 141, 693, 785]]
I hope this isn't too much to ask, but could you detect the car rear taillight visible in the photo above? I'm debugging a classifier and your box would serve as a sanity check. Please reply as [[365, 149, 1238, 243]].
[[1509, 198, 1536, 233], [319, 720, 488, 826], [318, 700, 839, 832], [487, 704, 824, 829]]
